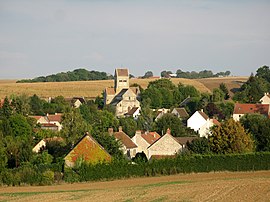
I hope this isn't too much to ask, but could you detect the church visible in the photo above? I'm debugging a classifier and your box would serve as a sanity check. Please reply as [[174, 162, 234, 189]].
[[104, 68, 140, 117]]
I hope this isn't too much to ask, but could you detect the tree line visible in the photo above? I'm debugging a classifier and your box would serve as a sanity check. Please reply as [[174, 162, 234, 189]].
[[17, 68, 113, 83]]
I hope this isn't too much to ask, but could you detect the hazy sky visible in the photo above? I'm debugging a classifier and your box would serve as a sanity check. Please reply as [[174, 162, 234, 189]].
[[0, 0, 270, 79]]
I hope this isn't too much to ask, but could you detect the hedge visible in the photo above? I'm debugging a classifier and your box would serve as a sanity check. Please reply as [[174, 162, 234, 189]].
[[64, 152, 270, 183]]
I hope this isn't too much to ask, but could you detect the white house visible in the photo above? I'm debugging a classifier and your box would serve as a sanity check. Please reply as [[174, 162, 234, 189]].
[[32, 137, 63, 153], [233, 103, 270, 121], [187, 110, 219, 137], [125, 107, 140, 119], [260, 93, 270, 104], [131, 131, 160, 157], [147, 129, 183, 160]]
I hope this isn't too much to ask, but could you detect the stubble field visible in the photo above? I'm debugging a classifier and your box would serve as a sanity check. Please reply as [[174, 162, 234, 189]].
[[0, 77, 248, 99], [0, 171, 269, 202]]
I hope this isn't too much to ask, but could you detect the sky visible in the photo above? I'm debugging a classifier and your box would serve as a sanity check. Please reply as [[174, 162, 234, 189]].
[[0, 0, 270, 79]]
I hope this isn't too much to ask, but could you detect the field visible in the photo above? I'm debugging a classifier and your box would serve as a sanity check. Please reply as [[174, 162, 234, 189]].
[[0, 77, 248, 100], [0, 171, 269, 202]]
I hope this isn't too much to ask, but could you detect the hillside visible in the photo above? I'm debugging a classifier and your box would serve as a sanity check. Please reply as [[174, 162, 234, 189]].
[[0, 77, 248, 99]]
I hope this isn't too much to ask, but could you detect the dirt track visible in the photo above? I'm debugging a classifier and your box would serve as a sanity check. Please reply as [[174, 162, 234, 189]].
[[0, 171, 270, 202]]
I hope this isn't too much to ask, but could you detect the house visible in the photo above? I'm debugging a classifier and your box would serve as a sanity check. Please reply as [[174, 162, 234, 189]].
[[72, 97, 86, 108], [110, 127, 138, 159], [32, 137, 64, 153], [64, 133, 111, 167], [147, 129, 183, 160], [187, 110, 219, 137], [171, 108, 189, 119], [132, 130, 160, 157], [104, 68, 140, 117], [125, 107, 140, 119], [154, 108, 170, 121], [30, 113, 63, 131], [260, 93, 270, 104], [233, 103, 270, 121]]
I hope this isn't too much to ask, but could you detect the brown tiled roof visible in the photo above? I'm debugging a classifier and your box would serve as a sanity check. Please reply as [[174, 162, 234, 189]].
[[114, 131, 137, 149], [106, 87, 115, 95], [115, 68, 129, 77], [198, 111, 209, 120], [45, 137, 64, 142], [174, 108, 189, 118], [141, 132, 160, 145], [47, 114, 63, 122], [233, 103, 269, 115], [41, 123, 58, 128], [126, 107, 139, 116], [174, 137, 198, 146]]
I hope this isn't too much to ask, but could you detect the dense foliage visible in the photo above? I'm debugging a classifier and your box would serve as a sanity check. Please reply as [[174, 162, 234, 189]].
[[175, 69, 231, 79], [17, 69, 113, 83]]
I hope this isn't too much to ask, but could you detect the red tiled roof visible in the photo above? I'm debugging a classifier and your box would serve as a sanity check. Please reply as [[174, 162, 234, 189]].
[[115, 69, 129, 77], [233, 103, 269, 115], [198, 111, 209, 120], [47, 114, 63, 122], [106, 87, 115, 95], [212, 118, 221, 126], [141, 132, 160, 145], [114, 131, 137, 149], [41, 123, 58, 127]]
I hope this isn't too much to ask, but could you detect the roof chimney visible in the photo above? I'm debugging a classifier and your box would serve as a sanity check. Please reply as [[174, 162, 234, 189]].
[[135, 130, 142, 136], [166, 128, 171, 135], [119, 126, 122, 132], [108, 128, 114, 136]]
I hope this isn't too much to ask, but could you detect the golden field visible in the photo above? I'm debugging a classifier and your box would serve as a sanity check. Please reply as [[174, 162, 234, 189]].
[[0, 77, 248, 99]]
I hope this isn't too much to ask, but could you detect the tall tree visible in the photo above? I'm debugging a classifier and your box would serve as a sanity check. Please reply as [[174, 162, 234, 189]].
[[1, 97, 12, 119], [209, 119, 254, 154], [219, 83, 230, 100]]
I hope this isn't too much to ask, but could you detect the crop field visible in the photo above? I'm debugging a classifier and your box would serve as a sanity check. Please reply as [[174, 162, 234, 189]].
[[0, 171, 269, 202], [0, 77, 248, 99]]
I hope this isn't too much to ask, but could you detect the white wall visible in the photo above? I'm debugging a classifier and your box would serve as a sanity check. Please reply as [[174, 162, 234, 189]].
[[187, 111, 207, 132]]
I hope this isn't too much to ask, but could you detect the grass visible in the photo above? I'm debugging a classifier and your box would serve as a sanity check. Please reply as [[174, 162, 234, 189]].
[[0, 77, 248, 99], [141, 180, 192, 188]]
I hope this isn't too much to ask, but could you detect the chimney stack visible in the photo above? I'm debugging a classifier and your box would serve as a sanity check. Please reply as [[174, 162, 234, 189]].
[[166, 128, 171, 135], [108, 128, 114, 136], [119, 126, 122, 132], [135, 130, 142, 136]]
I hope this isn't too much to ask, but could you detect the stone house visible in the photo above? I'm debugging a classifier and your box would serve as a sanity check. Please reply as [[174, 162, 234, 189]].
[[30, 113, 63, 131], [104, 68, 140, 117], [64, 133, 111, 167], [187, 110, 220, 137], [131, 130, 160, 157], [171, 107, 189, 119], [233, 103, 270, 121], [147, 129, 183, 160], [260, 93, 270, 104], [110, 127, 138, 159], [72, 97, 86, 108], [32, 137, 64, 153]]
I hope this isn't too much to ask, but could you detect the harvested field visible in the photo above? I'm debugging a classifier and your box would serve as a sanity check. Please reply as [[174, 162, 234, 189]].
[[0, 78, 210, 99], [196, 77, 248, 97], [0, 171, 269, 202]]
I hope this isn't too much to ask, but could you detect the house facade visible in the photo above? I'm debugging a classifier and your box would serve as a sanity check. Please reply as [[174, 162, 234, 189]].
[[187, 110, 219, 137], [104, 68, 140, 117], [30, 113, 63, 131], [260, 93, 270, 104], [147, 129, 182, 160]]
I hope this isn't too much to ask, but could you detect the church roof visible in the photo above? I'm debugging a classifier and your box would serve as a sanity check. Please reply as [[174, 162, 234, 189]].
[[115, 68, 129, 77], [106, 87, 116, 95]]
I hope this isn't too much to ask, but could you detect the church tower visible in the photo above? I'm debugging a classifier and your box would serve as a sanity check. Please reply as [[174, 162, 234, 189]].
[[114, 68, 129, 93]]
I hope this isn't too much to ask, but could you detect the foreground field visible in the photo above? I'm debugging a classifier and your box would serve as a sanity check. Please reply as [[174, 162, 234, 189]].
[[0, 77, 248, 99], [0, 171, 269, 202]]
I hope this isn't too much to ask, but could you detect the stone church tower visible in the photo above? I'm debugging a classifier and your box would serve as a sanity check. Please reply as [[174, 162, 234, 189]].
[[114, 69, 129, 93]]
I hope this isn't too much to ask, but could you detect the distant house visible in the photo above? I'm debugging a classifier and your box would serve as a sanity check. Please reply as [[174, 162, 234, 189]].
[[64, 133, 111, 167], [132, 130, 160, 157], [233, 103, 270, 121], [171, 108, 189, 119], [110, 127, 138, 159], [104, 68, 140, 117], [32, 137, 64, 153], [154, 108, 170, 121], [125, 107, 140, 120], [72, 97, 86, 108], [187, 110, 220, 137], [174, 137, 198, 151], [147, 129, 183, 160], [30, 113, 63, 131], [260, 93, 270, 104]]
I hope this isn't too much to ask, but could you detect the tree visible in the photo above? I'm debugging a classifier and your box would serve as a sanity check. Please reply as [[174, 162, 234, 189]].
[[141, 87, 162, 109], [219, 83, 230, 100], [10, 94, 30, 116], [161, 70, 172, 78], [187, 137, 210, 154], [256, 65, 270, 83], [119, 117, 138, 137], [155, 113, 193, 137], [1, 97, 12, 119], [148, 79, 176, 90], [142, 71, 153, 79], [212, 88, 225, 102], [240, 114, 270, 151], [205, 103, 225, 120], [29, 94, 45, 115], [0, 140, 7, 170], [137, 98, 154, 131], [209, 119, 254, 154]]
